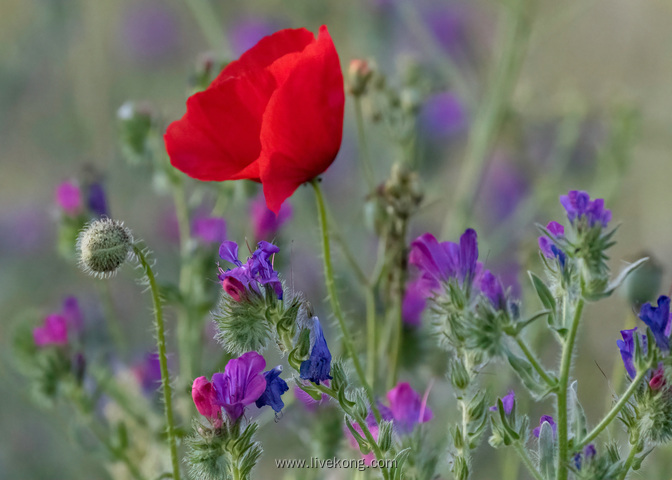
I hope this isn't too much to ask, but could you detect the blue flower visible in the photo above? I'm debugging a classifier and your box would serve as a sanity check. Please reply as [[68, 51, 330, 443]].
[[300, 317, 333, 385], [616, 327, 648, 379], [638, 295, 672, 352], [489, 390, 515, 415], [255, 366, 289, 413]]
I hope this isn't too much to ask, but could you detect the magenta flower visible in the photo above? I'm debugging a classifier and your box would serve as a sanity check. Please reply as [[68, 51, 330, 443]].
[[387, 382, 433, 433], [250, 193, 292, 241], [33, 314, 69, 347], [533, 415, 557, 438], [192, 216, 227, 244], [55, 180, 82, 216], [133, 352, 162, 394], [402, 279, 429, 326], [192, 376, 223, 428], [212, 351, 267, 421]]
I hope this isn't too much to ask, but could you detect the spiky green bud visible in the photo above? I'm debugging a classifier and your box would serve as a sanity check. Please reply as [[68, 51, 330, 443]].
[[77, 218, 134, 278]]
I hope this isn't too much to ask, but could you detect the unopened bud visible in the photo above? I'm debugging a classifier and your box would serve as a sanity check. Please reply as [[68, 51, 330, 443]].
[[378, 420, 393, 452], [77, 218, 134, 278], [117, 101, 154, 162], [348, 59, 373, 96]]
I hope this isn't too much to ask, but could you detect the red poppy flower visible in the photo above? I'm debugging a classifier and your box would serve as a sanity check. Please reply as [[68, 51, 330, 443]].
[[165, 26, 344, 213]]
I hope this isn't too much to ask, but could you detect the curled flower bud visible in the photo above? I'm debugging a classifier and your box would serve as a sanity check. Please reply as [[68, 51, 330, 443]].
[[348, 59, 373, 96], [192, 376, 223, 428], [77, 218, 134, 278]]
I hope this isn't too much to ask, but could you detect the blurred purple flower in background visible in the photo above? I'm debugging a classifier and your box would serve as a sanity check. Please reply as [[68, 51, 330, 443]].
[[386, 382, 433, 433], [250, 193, 292, 241], [192, 216, 227, 245], [55, 180, 82, 216], [479, 153, 528, 223], [0, 205, 49, 254], [423, 3, 470, 57], [419, 91, 468, 139], [86, 182, 109, 217], [33, 314, 69, 347], [119, 1, 180, 63], [133, 352, 162, 394], [229, 18, 277, 57], [294, 380, 330, 411]]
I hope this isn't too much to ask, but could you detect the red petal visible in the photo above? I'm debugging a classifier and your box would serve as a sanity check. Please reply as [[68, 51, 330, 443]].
[[214, 28, 315, 83], [258, 26, 344, 212], [165, 68, 276, 182]]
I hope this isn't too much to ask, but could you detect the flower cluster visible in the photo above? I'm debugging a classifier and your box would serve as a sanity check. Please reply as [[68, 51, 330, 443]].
[[218, 240, 283, 301], [33, 297, 82, 347], [192, 352, 289, 428]]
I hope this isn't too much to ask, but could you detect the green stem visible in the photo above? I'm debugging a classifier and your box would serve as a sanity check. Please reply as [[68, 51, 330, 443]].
[[576, 369, 647, 450], [556, 298, 585, 480], [311, 180, 379, 421], [366, 288, 377, 390], [513, 442, 544, 480], [618, 439, 641, 480], [353, 96, 375, 190], [183, 0, 232, 58], [515, 337, 556, 387], [441, 0, 535, 237], [133, 245, 181, 480]]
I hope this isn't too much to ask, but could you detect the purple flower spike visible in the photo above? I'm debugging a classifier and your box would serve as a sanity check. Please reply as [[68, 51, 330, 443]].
[[533, 415, 556, 438], [229, 18, 277, 57], [479, 270, 506, 310], [419, 91, 467, 138], [192, 217, 227, 244], [133, 353, 162, 394], [386, 382, 433, 434], [559, 190, 611, 228], [212, 351, 267, 422], [250, 193, 292, 241], [255, 366, 289, 413], [56, 181, 82, 216], [638, 296, 672, 352], [489, 390, 515, 415], [33, 314, 69, 347], [300, 317, 333, 385], [617, 327, 648, 379], [409, 232, 457, 288], [62, 296, 83, 332], [538, 221, 565, 259]]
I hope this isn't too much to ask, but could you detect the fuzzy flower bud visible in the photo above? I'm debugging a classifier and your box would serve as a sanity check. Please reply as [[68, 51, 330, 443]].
[[77, 218, 134, 278], [347, 59, 373, 96]]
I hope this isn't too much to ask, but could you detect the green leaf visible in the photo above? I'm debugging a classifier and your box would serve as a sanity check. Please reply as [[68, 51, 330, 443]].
[[528, 272, 556, 324], [538, 421, 556, 480], [568, 381, 587, 443], [590, 257, 648, 300]]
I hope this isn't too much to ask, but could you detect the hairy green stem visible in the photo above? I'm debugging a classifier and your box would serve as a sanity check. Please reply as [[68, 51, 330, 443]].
[[311, 180, 379, 421], [442, 0, 535, 237], [515, 336, 556, 387], [556, 298, 585, 480], [513, 441, 544, 480], [133, 245, 181, 480], [353, 96, 375, 190], [618, 439, 641, 480], [577, 369, 647, 450], [366, 288, 377, 389]]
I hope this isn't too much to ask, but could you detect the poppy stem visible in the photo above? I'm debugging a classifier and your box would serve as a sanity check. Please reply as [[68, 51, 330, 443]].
[[133, 245, 181, 480], [311, 180, 381, 421]]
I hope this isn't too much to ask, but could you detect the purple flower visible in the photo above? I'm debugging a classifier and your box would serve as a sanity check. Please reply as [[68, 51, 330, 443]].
[[538, 221, 565, 258], [255, 366, 289, 413], [61, 296, 83, 332], [489, 390, 515, 415], [33, 314, 69, 347], [419, 91, 467, 138], [133, 353, 162, 394], [386, 382, 433, 433], [218, 241, 283, 300], [559, 190, 611, 228], [533, 415, 557, 438], [480, 153, 529, 222], [229, 18, 277, 57], [617, 328, 648, 379], [639, 296, 672, 352], [192, 216, 227, 244], [192, 376, 222, 428], [119, 1, 180, 62], [86, 182, 109, 217], [250, 193, 292, 241], [574, 444, 596, 470], [212, 351, 267, 422], [300, 317, 333, 385], [409, 228, 480, 291], [55, 180, 82, 216], [479, 270, 506, 310], [402, 278, 429, 326]]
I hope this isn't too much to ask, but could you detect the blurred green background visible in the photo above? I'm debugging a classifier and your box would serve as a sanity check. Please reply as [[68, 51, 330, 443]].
[[2, 0, 672, 478]]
